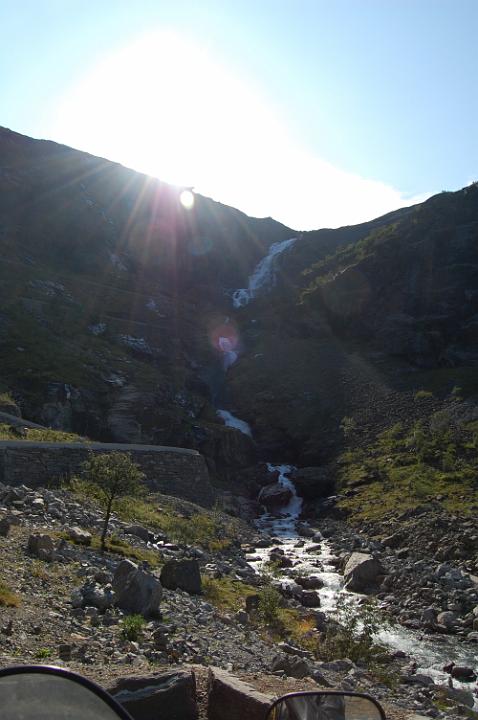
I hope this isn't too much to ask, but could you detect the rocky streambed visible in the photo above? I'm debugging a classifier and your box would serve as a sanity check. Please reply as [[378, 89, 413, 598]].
[[244, 464, 478, 714]]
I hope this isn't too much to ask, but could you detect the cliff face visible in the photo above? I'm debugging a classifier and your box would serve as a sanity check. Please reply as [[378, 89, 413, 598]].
[[1, 126, 477, 475]]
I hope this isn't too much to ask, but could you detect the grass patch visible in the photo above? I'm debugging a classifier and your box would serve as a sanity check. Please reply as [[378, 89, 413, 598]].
[[0, 580, 21, 607], [0, 423, 82, 443], [337, 415, 478, 522], [202, 576, 256, 612], [59, 530, 162, 567], [68, 480, 238, 553], [202, 576, 318, 653], [414, 389, 434, 401], [117, 496, 237, 552]]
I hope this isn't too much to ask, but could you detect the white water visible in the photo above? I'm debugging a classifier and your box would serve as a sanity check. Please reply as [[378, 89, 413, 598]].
[[218, 336, 238, 369], [248, 464, 478, 704], [217, 409, 252, 437], [232, 237, 296, 308]]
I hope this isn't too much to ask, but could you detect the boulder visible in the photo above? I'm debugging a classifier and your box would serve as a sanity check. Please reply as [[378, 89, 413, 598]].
[[290, 467, 334, 500], [343, 552, 385, 593], [450, 665, 477, 682], [113, 560, 162, 617], [27, 533, 55, 562], [271, 654, 311, 679], [295, 575, 324, 590], [207, 667, 271, 720], [160, 559, 202, 595], [437, 611, 457, 629], [0, 516, 12, 537], [80, 582, 115, 611], [109, 670, 197, 720], [258, 483, 292, 509], [245, 594, 260, 614], [124, 525, 151, 542], [67, 526, 92, 545], [301, 590, 321, 608]]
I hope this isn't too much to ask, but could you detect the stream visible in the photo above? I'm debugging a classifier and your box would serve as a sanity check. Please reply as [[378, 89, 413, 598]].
[[215, 237, 478, 703]]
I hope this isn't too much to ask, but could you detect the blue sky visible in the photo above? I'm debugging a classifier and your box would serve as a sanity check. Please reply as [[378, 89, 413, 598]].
[[1, 0, 477, 229]]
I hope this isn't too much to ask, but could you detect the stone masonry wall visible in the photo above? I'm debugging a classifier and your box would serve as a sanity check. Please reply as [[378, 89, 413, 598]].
[[0, 441, 215, 507]]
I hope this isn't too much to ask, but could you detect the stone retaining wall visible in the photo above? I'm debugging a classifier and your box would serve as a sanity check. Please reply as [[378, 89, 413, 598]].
[[0, 440, 215, 507]]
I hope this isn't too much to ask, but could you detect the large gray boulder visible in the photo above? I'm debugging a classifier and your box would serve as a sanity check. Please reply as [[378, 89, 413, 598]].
[[160, 559, 202, 595], [113, 559, 162, 617], [207, 667, 271, 720], [27, 533, 55, 562], [271, 654, 311, 679], [258, 483, 292, 509], [81, 582, 115, 611], [66, 526, 92, 545], [290, 467, 334, 500], [109, 670, 197, 720], [0, 516, 12, 537], [344, 552, 385, 593]]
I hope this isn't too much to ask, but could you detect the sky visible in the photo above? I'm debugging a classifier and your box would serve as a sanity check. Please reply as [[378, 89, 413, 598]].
[[1, 0, 477, 230]]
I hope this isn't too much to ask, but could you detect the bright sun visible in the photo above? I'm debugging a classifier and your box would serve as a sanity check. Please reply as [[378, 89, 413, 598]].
[[52, 30, 427, 229], [179, 189, 195, 209], [53, 30, 285, 209]]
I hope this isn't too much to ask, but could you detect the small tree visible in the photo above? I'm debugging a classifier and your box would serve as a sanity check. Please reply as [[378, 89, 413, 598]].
[[81, 452, 146, 552]]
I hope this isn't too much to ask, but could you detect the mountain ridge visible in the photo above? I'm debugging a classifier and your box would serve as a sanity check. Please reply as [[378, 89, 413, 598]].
[[1, 126, 477, 488]]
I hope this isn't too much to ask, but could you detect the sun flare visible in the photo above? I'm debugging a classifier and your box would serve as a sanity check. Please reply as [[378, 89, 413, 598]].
[[179, 189, 195, 210], [52, 29, 428, 229]]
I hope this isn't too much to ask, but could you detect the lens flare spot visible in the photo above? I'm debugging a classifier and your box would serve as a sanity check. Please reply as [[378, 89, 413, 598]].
[[180, 189, 195, 209]]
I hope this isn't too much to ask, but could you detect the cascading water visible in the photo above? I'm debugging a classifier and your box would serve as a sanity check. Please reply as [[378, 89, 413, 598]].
[[218, 235, 478, 704], [216, 409, 252, 437], [232, 237, 296, 308], [250, 466, 478, 701]]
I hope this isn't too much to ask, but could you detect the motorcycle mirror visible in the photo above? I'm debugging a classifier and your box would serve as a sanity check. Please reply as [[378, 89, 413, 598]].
[[0, 665, 133, 720], [265, 691, 386, 720]]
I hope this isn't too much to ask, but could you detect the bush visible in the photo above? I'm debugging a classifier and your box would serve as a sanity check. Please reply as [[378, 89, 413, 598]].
[[0, 580, 20, 607], [121, 614, 146, 641], [257, 585, 282, 624], [414, 390, 434, 401], [35, 648, 52, 659], [340, 416, 356, 439]]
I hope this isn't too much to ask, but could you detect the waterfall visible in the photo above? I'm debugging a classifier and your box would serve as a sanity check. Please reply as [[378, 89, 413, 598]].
[[232, 237, 296, 308]]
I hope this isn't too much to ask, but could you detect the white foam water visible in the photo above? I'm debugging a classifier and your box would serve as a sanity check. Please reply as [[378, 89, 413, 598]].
[[232, 237, 296, 308], [218, 336, 238, 369], [217, 409, 252, 437]]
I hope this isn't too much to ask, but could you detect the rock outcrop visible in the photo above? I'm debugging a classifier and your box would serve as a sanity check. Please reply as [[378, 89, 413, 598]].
[[343, 552, 385, 593], [112, 560, 162, 617]]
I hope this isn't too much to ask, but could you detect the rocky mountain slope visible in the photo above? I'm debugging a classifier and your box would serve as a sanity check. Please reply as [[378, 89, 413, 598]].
[[0, 480, 470, 719], [1, 126, 478, 494]]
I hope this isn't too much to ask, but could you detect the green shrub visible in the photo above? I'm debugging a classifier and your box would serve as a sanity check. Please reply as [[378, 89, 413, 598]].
[[414, 390, 434, 401], [0, 580, 20, 607], [35, 648, 52, 659], [121, 614, 146, 641], [340, 416, 357, 439], [257, 585, 282, 624]]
